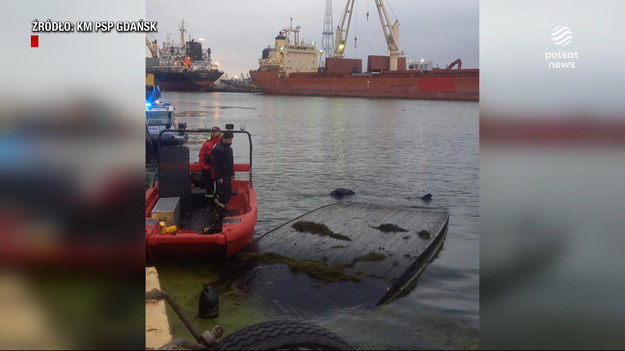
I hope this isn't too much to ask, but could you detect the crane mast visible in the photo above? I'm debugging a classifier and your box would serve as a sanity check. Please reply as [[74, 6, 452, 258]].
[[334, 0, 355, 58], [321, 0, 335, 67]]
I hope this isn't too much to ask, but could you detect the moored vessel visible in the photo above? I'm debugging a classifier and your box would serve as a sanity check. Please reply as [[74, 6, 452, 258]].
[[145, 100, 188, 151], [146, 20, 224, 92], [250, 1, 478, 100], [145, 126, 257, 259]]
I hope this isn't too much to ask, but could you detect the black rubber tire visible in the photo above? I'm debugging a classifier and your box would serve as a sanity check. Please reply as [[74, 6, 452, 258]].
[[215, 319, 352, 350]]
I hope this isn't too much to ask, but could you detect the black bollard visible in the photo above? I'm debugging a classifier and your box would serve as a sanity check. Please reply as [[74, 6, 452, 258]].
[[198, 285, 219, 318]]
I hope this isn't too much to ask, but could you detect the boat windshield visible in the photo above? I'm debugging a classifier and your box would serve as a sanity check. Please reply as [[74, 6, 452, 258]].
[[146, 111, 172, 126]]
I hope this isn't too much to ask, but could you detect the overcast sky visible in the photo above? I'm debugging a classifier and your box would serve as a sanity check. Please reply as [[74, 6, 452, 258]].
[[146, 0, 478, 78], [481, 0, 625, 118]]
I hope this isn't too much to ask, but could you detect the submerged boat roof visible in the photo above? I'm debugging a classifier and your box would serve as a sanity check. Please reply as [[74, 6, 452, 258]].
[[223, 201, 449, 316]]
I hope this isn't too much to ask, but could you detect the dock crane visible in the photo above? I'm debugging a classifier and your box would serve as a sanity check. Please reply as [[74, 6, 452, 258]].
[[334, 0, 355, 58], [445, 58, 462, 70], [373, 0, 401, 70], [334, 0, 402, 71], [146, 37, 158, 58]]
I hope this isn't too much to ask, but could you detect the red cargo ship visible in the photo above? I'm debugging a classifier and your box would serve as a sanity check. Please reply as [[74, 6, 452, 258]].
[[250, 3, 478, 101], [250, 63, 479, 101]]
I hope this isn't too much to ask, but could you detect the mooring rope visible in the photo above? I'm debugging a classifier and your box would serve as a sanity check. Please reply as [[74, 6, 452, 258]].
[[146, 289, 205, 345]]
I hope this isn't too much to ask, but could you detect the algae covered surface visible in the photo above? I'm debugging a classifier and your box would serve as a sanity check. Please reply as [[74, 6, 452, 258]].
[[418, 230, 432, 239], [238, 252, 361, 283], [151, 248, 396, 346], [291, 221, 351, 241], [371, 223, 409, 233], [154, 262, 266, 342], [351, 252, 387, 264]]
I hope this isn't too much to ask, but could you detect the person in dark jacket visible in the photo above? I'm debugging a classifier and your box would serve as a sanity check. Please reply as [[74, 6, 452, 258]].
[[198, 126, 222, 207], [205, 131, 234, 234]]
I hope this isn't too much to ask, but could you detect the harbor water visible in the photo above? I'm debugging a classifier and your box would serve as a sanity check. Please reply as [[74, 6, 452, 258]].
[[154, 92, 479, 349]]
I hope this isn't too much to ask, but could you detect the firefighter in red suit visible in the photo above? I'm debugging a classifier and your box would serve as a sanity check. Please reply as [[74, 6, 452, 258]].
[[205, 131, 234, 234], [198, 126, 222, 208]]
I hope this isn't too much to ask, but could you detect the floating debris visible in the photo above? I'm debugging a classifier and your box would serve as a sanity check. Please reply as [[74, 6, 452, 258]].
[[402, 235, 410, 240], [421, 193, 432, 201], [292, 221, 351, 241], [330, 188, 355, 199], [371, 223, 409, 233], [331, 245, 347, 249], [392, 261, 399, 267], [418, 230, 431, 239]]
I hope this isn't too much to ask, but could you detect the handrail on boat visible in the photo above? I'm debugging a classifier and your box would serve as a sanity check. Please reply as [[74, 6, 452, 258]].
[[158, 128, 253, 186]]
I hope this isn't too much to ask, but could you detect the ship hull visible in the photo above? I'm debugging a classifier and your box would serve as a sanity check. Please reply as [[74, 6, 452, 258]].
[[249, 70, 479, 101], [151, 70, 224, 92]]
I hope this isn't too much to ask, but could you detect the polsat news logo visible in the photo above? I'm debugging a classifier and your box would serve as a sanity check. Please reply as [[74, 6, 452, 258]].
[[545, 25, 578, 69]]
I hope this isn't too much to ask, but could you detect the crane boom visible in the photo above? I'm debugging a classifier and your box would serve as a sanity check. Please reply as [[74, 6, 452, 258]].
[[374, 0, 400, 70], [146, 37, 158, 58], [334, 0, 355, 58], [445, 58, 462, 70]]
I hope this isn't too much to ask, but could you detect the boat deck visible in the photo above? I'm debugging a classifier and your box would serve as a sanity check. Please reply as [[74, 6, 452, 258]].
[[179, 192, 242, 234]]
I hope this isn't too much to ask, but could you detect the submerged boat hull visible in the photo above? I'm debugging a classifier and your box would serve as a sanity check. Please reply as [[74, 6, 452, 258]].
[[218, 201, 450, 314]]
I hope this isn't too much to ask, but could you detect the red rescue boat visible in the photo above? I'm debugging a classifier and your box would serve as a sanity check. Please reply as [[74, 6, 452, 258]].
[[145, 126, 257, 259]]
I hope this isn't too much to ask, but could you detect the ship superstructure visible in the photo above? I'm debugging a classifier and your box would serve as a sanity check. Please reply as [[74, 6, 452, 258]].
[[257, 19, 321, 77]]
